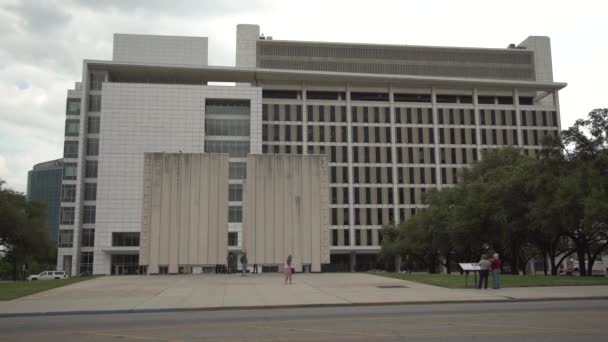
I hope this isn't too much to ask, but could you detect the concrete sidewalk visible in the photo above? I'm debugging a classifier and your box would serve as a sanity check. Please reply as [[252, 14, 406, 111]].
[[1, 273, 607, 316]]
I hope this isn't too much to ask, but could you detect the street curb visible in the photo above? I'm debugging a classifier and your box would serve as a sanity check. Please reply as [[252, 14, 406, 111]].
[[2, 296, 608, 318]]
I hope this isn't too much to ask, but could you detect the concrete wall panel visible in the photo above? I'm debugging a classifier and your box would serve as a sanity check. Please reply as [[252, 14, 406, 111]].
[[243, 155, 330, 271], [140, 153, 228, 273]]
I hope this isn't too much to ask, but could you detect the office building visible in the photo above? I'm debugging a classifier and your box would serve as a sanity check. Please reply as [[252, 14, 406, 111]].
[[56, 24, 565, 275], [27, 158, 63, 243]]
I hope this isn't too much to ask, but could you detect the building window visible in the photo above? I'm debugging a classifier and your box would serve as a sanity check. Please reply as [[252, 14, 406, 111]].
[[80, 252, 93, 275], [228, 206, 242, 223], [58, 230, 74, 248], [229, 184, 243, 202], [87, 138, 99, 156], [63, 162, 77, 180], [66, 98, 81, 115], [61, 184, 76, 202], [84, 183, 97, 201], [85, 160, 98, 178], [88, 95, 101, 112], [229, 162, 246, 179], [88, 116, 100, 134], [89, 73, 104, 90], [228, 232, 238, 247], [63, 141, 78, 158], [83, 206, 96, 224], [81, 229, 95, 247], [60, 207, 75, 225], [112, 232, 140, 247], [65, 119, 80, 136]]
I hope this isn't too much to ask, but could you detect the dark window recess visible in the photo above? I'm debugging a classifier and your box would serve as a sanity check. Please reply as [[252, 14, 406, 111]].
[[478, 96, 495, 104], [112, 232, 140, 247], [262, 90, 299, 99], [307, 91, 344, 100], [436, 95, 458, 103], [262, 104, 269, 120], [519, 97, 534, 105], [394, 94, 431, 103], [228, 232, 238, 246], [351, 92, 388, 101], [81, 229, 95, 247], [460, 96, 473, 104], [497, 96, 514, 105]]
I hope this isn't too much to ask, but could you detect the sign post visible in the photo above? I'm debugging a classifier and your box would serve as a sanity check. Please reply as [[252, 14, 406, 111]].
[[459, 263, 481, 288]]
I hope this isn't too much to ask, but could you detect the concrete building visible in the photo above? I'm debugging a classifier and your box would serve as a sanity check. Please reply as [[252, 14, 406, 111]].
[[56, 25, 566, 275], [26, 159, 63, 243]]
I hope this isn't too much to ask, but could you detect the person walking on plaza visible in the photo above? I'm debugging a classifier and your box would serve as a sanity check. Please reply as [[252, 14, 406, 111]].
[[240, 251, 248, 277], [252, 264, 258, 274], [478, 254, 490, 289], [491, 253, 502, 289], [227, 253, 234, 274], [284, 255, 293, 285]]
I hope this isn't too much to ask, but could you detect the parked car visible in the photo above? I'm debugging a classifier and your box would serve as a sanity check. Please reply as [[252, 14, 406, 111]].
[[26, 271, 66, 281]]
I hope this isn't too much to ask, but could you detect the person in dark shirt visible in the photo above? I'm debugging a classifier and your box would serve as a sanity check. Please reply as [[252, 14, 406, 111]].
[[491, 253, 502, 289]]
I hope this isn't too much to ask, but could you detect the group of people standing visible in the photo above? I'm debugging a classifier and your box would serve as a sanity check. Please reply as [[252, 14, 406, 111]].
[[216, 251, 296, 285], [477, 253, 502, 289]]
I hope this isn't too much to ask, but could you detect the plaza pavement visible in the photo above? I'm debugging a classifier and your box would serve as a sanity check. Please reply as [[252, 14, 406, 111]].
[[1, 273, 608, 316]]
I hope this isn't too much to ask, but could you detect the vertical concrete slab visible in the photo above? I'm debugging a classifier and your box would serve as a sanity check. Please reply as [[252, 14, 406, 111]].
[[198, 155, 210, 265], [140, 154, 152, 267], [300, 156, 312, 266], [264, 156, 275, 263], [188, 154, 201, 264], [255, 155, 265, 262], [148, 153, 164, 274], [178, 154, 191, 266], [207, 155, 219, 265], [281, 156, 292, 263], [217, 155, 229, 263], [274, 156, 284, 263], [168, 155, 181, 273], [159, 154, 173, 267], [310, 158, 322, 271]]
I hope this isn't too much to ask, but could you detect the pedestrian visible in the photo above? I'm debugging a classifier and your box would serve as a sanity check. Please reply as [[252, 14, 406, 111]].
[[227, 253, 234, 274], [253, 264, 258, 274], [491, 253, 502, 289], [240, 251, 248, 277], [284, 255, 293, 285], [478, 254, 490, 289]]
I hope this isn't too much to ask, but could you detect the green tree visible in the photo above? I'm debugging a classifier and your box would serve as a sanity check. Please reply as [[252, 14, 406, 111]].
[[0, 179, 55, 280]]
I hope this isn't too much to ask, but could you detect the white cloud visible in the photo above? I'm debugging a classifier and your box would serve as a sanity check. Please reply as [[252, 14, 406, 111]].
[[0, 0, 607, 193]]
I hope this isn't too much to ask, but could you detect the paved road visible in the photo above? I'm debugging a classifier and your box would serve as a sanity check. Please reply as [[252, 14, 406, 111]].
[[1, 300, 606, 341]]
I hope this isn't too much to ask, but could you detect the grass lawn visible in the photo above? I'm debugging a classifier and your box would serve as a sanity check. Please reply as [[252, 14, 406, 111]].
[[0, 276, 101, 301], [374, 273, 608, 289]]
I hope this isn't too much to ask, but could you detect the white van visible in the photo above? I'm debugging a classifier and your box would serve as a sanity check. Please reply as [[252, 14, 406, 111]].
[[26, 271, 67, 281]]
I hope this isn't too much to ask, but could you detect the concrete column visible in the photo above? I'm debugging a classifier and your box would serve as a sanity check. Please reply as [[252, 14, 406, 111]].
[[431, 87, 441, 189], [389, 86, 400, 224], [514, 89, 523, 147], [302, 86, 308, 154], [350, 252, 356, 272], [473, 88, 482, 159], [395, 255, 402, 272], [346, 84, 355, 247], [553, 89, 562, 131]]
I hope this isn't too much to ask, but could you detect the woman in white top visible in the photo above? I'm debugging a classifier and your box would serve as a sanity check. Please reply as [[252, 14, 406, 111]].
[[284, 255, 293, 285]]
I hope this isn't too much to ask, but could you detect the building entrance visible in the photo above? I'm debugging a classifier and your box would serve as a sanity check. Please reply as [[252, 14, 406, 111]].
[[111, 255, 139, 275]]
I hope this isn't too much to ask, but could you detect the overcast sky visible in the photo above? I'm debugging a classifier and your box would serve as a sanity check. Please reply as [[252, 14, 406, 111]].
[[1, 0, 606, 192]]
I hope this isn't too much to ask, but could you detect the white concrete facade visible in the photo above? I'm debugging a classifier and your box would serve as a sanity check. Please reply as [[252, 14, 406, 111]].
[[113, 34, 208, 66], [56, 25, 566, 275]]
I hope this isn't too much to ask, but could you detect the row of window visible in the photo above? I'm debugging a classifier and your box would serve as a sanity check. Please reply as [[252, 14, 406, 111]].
[[63, 139, 99, 159], [330, 186, 429, 206], [60, 206, 96, 225], [61, 183, 97, 202], [263, 104, 557, 128], [330, 229, 384, 247]]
